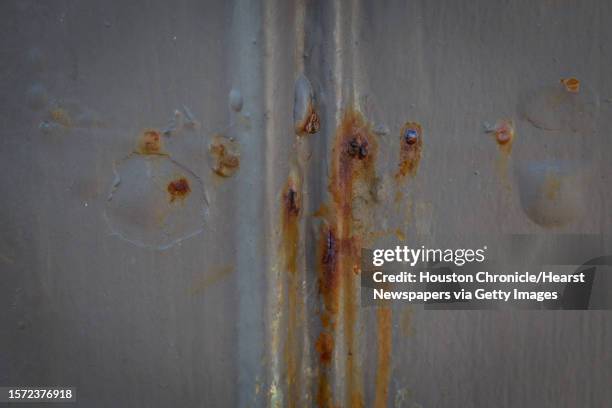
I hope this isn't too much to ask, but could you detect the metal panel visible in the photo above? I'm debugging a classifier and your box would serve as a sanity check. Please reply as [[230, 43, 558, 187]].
[[1, 0, 611, 407]]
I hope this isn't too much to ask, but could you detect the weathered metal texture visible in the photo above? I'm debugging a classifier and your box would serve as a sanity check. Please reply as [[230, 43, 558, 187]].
[[1, 0, 612, 407]]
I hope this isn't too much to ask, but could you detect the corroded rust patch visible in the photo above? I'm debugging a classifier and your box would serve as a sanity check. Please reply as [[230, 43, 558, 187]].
[[561, 77, 580, 93], [395, 121, 423, 180], [137, 129, 163, 155], [318, 223, 340, 317], [492, 119, 515, 153], [281, 172, 302, 275], [281, 171, 303, 408], [167, 177, 191, 202], [297, 108, 320, 135], [314, 108, 379, 408], [315, 331, 335, 364], [209, 135, 240, 177]]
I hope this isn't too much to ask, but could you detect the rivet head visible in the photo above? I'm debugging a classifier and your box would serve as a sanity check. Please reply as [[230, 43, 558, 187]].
[[404, 128, 418, 145]]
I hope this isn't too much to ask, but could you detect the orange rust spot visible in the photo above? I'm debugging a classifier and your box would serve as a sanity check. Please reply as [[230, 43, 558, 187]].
[[395, 121, 423, 180], [167, 177, 191, 202], [137, 129, 163, 155], [297, 106, 320, 135], [492, 119, 515, 154], [209, 135, 240, 177], [561, 77, 580, 93], [315, 331, 334, 364]]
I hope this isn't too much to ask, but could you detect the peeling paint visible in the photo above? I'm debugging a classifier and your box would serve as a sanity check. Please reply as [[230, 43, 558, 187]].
[[137, 129, 164, 155], [209, 135, 240, 178], [105, 131, 208, 249], [294, 74, 320, 135], [561, 77, 580, 93]]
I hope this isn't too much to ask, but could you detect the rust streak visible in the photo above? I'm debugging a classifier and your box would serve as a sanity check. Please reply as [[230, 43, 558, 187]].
[[395, 121, 423, 181], [281, 173, 302, 408], [315, 108, 379, 408], [315, 331, 334, 364], [374, 307, 393, 408]]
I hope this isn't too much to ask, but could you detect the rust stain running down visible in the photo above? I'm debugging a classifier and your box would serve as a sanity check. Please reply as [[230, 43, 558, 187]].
[[561, 77, 580, 93], [484, 119, 515, 189], [374, 307, 392, 408], [167, 177, 191, 202], [492, 119, 515, 154], [315, 222, 340, 407], [315, 331, 335, 364], [137, 129, 164, 155], [318, 223, 340, 317], [280, 171, 304, 408], [209, 135, 240, 177], [395, 121, 423, 180], [315, 108, 380, 408]]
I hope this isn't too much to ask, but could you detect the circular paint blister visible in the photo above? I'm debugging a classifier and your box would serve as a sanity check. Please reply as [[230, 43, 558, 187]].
[[105, 153, 208, 249], [516, 160, 585, 228], [522, 81, 599, 135]]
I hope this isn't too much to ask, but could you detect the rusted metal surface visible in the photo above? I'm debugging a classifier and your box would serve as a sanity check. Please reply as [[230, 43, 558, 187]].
[[2, 0, 612, 407]]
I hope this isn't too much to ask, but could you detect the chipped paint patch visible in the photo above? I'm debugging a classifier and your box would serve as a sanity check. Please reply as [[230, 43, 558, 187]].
[[561, 77, 580, 93], [137, 129, 164, 155], [294, 74, 320, 135], [209, 135, 240, 178], [167, 177, 191, 202]]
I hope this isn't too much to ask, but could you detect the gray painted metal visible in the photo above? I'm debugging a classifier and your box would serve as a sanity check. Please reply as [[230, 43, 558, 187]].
[[1, 0, 611, 407]]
